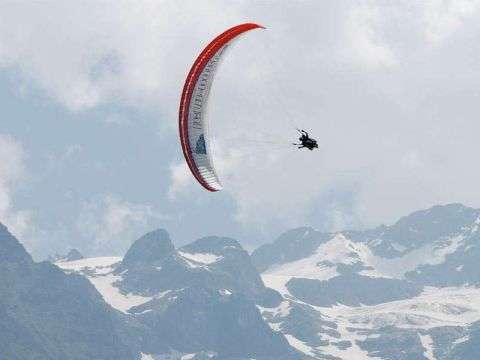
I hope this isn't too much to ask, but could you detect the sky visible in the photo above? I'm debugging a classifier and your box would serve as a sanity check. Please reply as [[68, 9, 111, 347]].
[[1, 0, 480, 259]]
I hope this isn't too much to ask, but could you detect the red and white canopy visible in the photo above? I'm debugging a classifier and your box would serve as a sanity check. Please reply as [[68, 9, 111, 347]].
[[179, 23, 265, 192]]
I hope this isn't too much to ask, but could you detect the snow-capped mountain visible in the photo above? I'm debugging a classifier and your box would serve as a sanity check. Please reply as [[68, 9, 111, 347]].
[[3, 203, 480, 359], [56, 229, 302, 359], [252, 203, 480, 359]]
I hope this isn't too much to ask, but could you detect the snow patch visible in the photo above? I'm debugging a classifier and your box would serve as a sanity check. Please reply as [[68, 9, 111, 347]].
[[178, 251, 223, 264], [284, 334, 315, 357], [321, 286, 480, 331], [257, 300, 291, 318], [320, 335, 376, 360], [261, 274, 294, 297], [268, 322, 283, 332], [56, 256, 121, 271], [419, 334, 436, 360], [181, 355, 195, 360], [391, 242, 407, 252], [88, 274, 152, 313], [57, 256, 154, 314], [453, 335, 469, 346], [134, 309, 153, 315], [318, 309, 380, 360], [369, 238, 383, 247], [263, 234, 358, 282], [360, 235, 465, 279], [470, 218, 479, 234], [264, 232, 466, 282]]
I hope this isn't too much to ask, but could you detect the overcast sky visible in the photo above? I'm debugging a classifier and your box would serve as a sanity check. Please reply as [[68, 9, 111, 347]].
[[1, 1, 480, 259]]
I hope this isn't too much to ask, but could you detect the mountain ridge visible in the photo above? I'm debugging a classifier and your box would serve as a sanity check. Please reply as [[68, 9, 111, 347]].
[[2, 203, 480, 359], [252, 203, 480, 359]]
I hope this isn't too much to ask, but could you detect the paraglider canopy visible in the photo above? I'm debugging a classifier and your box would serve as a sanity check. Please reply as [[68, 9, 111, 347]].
[[179, 23, 265, 192]]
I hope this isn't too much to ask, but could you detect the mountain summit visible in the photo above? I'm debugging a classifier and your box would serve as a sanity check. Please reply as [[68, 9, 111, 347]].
[[120, 228, 175, 268], [0, 223, 32, 264], [57, 229, 300, 359]]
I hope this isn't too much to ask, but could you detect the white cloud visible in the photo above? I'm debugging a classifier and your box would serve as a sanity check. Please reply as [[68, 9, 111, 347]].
[[0, 1, 243, 113], [1, 1, 480, 237], [344, 2, 397, 68], [0, 134, 32, 239], [76, 194, 166, 255], [168, 162, 194, 200], [423, 0, 480, 43], [167, 1, 480, 231]]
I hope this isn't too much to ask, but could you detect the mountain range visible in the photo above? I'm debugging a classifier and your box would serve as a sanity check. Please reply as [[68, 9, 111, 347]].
[[1, 203, 480, 359]]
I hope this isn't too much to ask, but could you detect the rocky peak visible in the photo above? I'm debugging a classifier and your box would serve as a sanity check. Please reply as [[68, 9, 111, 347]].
[[65, 248, 84, 261], [252, 227, 331, 273], [121, 229, 174, 268], [0, 222, 32, 264], [379, 203, 480, 250]]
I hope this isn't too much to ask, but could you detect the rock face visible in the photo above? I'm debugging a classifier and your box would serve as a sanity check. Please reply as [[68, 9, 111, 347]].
[[136, 287, 291, 359], [114, 232, 292, 358], [0, 224, 139, 360], [287, 274, 422, 307], [117, 234, 281, 307], [0, 223, 32, 264], [252, 203, 480, 359], [120, 229, 175, 269], [252, 227, 332, 273]]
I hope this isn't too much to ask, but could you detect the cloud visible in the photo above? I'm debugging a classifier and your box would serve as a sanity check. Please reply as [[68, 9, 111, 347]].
[[168, 162, 194, 200], [165, 1, 480, 232], [1, 1, 480, 237], [0, 1, 243, 113], [76, 194, 166, 255], [344, 2, 397, 68], [423, 0, 480, 43], [0, 134, 32, 239]]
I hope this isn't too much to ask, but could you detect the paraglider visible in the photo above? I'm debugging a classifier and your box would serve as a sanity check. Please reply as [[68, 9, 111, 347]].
[[293, 129, 318, 150], [178, 23, 318, 192], [178, 23, 265, 192]]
